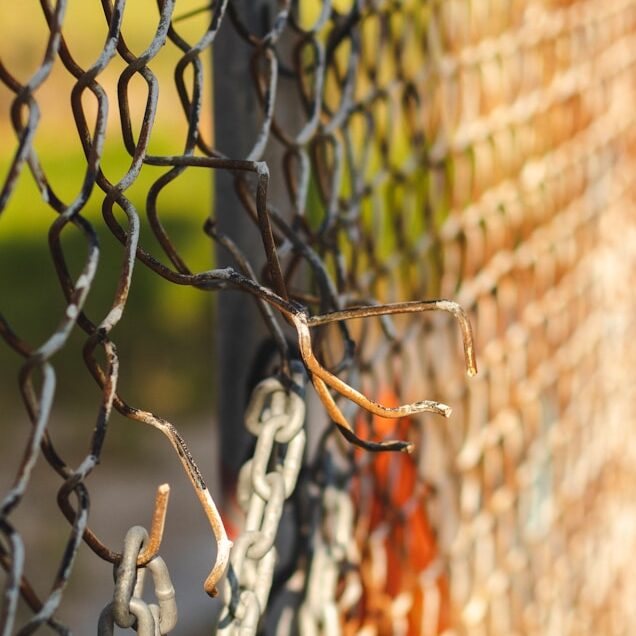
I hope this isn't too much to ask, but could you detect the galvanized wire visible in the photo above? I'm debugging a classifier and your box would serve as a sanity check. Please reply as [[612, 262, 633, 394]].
[[2, 0, 636, 635], [217, 371, 306, 634]]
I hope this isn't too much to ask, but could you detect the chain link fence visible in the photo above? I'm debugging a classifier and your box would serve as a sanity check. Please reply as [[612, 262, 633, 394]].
[[2, 0, 636, 634]]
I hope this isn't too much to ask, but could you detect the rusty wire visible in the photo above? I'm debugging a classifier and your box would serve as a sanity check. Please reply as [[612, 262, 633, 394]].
[[3, 0, 636, 634]]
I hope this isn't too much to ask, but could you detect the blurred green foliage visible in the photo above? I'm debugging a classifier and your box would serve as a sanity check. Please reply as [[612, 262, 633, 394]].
[[0, 142, 216, 419], [0, 0, 217, 419]]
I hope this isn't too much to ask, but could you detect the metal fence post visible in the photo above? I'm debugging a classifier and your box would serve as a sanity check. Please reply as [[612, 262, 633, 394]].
[[213, 0, 281, 488]]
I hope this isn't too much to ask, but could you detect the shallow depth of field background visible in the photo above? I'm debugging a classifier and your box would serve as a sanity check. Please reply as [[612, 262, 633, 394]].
[[0, 2, 359, 631], [1, 2, 221, 631], [5, 1, 636, 634]]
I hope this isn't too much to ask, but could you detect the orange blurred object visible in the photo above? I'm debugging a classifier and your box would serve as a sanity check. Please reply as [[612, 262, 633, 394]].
[[348, 390, 450, 635]]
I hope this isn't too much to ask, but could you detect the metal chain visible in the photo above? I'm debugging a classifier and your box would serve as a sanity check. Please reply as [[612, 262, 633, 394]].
[[298, 484, 360, 636], [3, 1, 636, 633], [217, 368, 306, 635], [98, 526, 177, 636]]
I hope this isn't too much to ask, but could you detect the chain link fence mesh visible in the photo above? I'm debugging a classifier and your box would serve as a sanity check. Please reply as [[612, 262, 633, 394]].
[[2, 0, 636, 634]]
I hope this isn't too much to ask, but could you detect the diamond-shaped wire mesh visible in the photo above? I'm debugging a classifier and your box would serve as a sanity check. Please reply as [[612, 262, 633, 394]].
[[2, 1, 636, 634]]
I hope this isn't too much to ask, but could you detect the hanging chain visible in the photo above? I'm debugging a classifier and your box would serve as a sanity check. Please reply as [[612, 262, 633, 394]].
[[298, 484, 361, 636], [217, 366, 306, 635], [98, 526, 177, 636]]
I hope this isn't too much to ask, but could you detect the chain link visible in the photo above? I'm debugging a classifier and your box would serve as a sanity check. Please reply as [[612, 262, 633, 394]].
[[98, 526, 177, 636], [3, 1, 636, 633], [218, 368, 306, 635], [298, 485, 360, 636]]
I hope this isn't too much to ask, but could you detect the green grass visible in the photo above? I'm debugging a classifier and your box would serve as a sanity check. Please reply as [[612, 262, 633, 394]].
[[0, 123, 217, 418]]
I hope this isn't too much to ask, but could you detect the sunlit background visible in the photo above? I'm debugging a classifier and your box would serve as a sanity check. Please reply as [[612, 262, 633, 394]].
[[0, 1, 221, 632], [4, 1, 636, 634]]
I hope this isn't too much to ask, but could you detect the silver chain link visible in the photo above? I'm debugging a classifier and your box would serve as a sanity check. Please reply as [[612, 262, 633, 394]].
[[298, 485, 361, 636], [98, 526, 177, 636], [217, 372, 306, 635]]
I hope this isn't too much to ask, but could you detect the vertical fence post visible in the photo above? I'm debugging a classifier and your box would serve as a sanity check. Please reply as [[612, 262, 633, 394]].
[[213, 0, 280, 488]]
